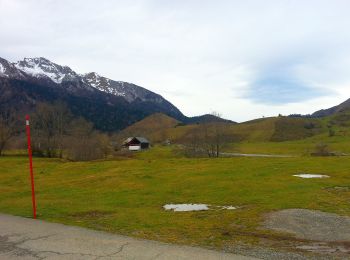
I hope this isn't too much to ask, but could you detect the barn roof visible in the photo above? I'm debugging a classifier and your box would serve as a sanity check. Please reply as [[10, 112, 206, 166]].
[[123, 137, 134, 144], [135, 137, 149, 143], [123, 137, 150, 145]]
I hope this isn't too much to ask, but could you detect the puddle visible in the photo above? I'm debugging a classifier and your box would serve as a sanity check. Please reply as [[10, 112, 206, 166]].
[[163, 204, 238, 212], [293, 174, 330, 179]]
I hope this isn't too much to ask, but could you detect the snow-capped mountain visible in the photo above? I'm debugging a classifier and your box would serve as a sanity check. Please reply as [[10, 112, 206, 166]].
[[0, 56, 229, 131], [0, 57, 27, 79], [82, 72, 126, 98], [1, 57, 173, 106], [14, 57, 79, 84], [0, 56, 185, 131], [82, 72, 166, 103]]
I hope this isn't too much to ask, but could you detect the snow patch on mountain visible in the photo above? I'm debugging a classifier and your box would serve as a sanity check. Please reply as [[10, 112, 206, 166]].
[[14, 58, 78, 84], [8, 57, 148, 101], [15, 62, 63, 83], [0, 58, 27, 79], [0, 63, 5, 75], [1, 56, 172, 105], [0, 56, 185, 124], [83, 72, 126, 97], [83, 72, 106, 88], [15, 58, 64, 83]]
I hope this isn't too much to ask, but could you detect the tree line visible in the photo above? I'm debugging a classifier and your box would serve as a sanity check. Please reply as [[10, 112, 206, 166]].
[[0, 105, 236, 159], [178, 112, 237, 157], [0, 102, 112, 160]]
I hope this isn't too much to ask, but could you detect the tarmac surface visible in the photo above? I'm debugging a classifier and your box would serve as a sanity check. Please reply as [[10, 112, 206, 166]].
[[0, 213, 258, 259]]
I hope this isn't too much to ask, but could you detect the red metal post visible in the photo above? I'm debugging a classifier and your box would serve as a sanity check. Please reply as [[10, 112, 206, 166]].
[[25, 115, 37, 219]]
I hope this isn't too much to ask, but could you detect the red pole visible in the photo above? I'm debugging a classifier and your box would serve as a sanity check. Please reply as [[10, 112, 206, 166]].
[[25, 115, 37, 219]]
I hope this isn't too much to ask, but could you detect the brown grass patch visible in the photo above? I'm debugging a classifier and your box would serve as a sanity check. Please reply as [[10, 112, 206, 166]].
[[70, 210, 113, 219]]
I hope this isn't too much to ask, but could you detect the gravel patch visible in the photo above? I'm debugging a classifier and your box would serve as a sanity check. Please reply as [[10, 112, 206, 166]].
[[224, 243, 334, 260], [263, 209, 350, 242], [296, 243, 350, 254]]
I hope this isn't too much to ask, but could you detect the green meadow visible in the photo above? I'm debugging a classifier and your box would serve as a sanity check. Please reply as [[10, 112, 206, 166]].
[[1, 144, 350, 251]]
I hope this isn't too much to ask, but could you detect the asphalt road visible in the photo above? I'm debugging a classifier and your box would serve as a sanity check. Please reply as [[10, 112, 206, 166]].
[[0, 213, 258, 260]]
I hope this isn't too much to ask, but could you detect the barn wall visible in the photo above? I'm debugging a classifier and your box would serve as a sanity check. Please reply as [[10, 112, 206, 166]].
[[141, 143, 149, 149], [129, 145, 141, 151]]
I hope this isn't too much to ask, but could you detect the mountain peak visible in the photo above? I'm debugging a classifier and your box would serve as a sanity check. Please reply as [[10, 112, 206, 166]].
[[14, 57, 78, 83], [24, 57, 50, 63], [84, 71, 99, 77], [0, 56, 185, 122], [0, 57, 26, 79]]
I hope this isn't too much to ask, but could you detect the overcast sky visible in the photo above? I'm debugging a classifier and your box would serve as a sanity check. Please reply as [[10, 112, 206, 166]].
[[1, 0, 350, 122]]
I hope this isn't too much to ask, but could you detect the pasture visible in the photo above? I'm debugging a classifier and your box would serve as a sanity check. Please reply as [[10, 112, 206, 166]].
[[1, 145, 349, 254]]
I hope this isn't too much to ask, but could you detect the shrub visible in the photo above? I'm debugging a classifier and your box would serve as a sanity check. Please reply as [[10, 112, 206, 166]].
[[311, 143, 333, 156], [328, 127, 335, 137]]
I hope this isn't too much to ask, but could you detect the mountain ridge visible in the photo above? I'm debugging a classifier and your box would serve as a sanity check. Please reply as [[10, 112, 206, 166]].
[[0, 56, 231, 131], [312, 98, 350, 117], [2, 57, 181, 109], [0, 56, 186, 131]]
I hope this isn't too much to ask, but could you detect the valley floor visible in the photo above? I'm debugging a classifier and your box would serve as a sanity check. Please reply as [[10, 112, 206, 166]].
[[1, 146, 350, 259]]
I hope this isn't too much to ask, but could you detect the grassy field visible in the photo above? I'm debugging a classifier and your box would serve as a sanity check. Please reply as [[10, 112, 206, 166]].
[[1, 145, 350, 252], [231, 133, 350, 155]]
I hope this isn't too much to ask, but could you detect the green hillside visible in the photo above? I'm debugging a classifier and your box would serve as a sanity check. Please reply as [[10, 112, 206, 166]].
[[115, 113, 180, 143], [115, 111, 350, 158]]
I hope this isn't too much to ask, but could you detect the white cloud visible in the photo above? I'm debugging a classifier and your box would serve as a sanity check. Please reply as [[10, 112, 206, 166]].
[[1, 0, 350, 121]]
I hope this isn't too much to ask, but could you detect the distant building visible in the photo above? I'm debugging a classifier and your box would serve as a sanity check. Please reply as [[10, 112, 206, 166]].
[[122, 137, 150, 151]]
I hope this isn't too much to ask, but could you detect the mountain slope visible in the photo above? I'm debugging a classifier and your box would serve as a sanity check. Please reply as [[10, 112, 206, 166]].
[[14, 57, 79, 83], [312, 98, 350, 117], [15, 58, 184, 118], [186, 114, 235, 124], [154, 116, 324, 144], [0, 57, 187, 131], [116, 113, 180, 142], [0, 57, 27, 79]]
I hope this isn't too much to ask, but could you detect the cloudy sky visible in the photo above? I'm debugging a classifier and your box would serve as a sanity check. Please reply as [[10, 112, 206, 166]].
[[1, 0, 350, 122]]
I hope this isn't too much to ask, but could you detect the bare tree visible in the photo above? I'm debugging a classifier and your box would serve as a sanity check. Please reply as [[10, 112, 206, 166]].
[[311, 142, 332, 156], [65, 117, 94, 161], [181, 112, 231, 158], [65, 117, 112, 161], [97, 133, 113, 159], [179, 127, 204, 157], [200, 112, 230, 157], [0, 109, 17, 156], [32, 102, 72, 157]]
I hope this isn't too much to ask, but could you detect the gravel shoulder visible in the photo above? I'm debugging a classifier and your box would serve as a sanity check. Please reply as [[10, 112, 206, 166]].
[[263, 208, 350, 242], [262, 209, 350, 258]]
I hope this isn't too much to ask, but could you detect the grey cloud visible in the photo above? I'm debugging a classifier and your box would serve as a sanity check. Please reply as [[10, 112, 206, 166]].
[[1, 0, 350, 121]]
